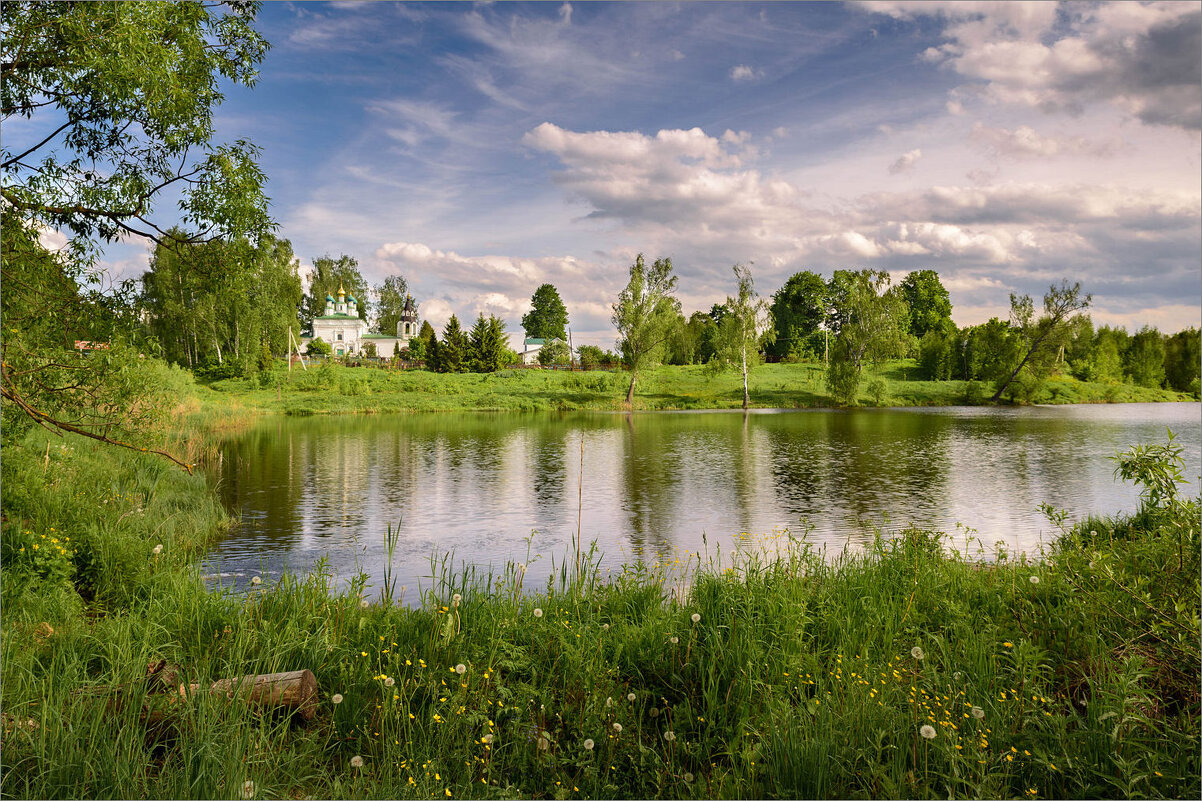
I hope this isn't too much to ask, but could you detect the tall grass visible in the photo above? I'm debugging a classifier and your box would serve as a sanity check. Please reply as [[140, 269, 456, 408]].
[[2, 426, 1198, 799]]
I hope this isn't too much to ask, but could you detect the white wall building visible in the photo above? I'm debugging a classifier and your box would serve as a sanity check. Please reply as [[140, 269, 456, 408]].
[[303, 286, 419, 358]]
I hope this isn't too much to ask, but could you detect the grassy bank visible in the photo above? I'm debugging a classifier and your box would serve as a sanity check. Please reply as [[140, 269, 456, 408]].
[[199, 360, 1194, 416], [2, 425, 1198, 799]]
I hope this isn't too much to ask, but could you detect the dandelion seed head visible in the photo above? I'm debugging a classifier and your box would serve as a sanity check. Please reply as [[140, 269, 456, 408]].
[[649, 707, 660, 718], [953, 671, 963, 681], [583, 738, 594, 750], [1029, 575, 1040, 584], [350, 755, 364, 768], [684, 772, 694, 782], [612, 722, 622, 733], [627, 693, 636, 702], [533, 608, 543, 618], [250, 576, 262, 586], [453, 593, 462, 604], [920, 724, 937, 740], [384, 677, 395, 687], [240, 780, 255, 799], [360, 599, 369, 609], [971, 706, 985, 719], [691, 613, 701, 624], [605, 696, 613, 708], [601, 623, 610, 631], [670, 636, 679, 644], [331, 693, 343, 705], [911, 646, 925, 660], [482, 733, 493, 744], [664, 730, 676, 741], [152, 544, 163, 555]]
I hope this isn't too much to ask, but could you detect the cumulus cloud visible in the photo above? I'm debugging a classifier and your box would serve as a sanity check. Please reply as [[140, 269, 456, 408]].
[[730, 64, 762, 81], [862, 1, 1202, 129], [887, 148, 923, 174]]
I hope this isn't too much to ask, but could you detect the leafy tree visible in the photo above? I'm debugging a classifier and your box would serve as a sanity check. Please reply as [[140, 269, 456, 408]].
[[1124, 326, 1166, 388], [898, 269, 953, 341], [1, 1, 271, 466], [1163, 327, 1201, 394], [537, 340, 571, 366], [577, 345, 605, 369], [824, 270, 908, 405], [989, 281, 1090, 402], [439, 315, 469, 373], [306, 337, 331, 356], [374, 274, 411, 335], [1086, 326, 1128, 383], [918, 319, 960, 380], [521, 283, 569, 340], [962, 318, 1020, 383], [300, 255, 368, 331], [769, 270, 828, 360], [410, 320, 437, 363], [612, 254, 680, 405], [719, 264, 775, 409]]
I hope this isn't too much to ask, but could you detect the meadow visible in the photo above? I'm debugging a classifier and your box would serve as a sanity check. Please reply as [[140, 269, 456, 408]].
[[1, 418, 1198, 799], [203, 360, 1193, 416]]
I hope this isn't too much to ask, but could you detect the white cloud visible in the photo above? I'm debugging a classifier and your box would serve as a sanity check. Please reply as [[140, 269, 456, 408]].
[[969, 123, 1121, 159], [862, 1, 1202, 129], [887, 148, 923, 174], [730, 64, 762, 81]]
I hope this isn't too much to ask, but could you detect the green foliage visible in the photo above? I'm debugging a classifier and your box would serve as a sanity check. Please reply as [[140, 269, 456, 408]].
[[437, 315, 469, 373], [898, 269, 953, 341], [918, 321, 959, 380], [613, 255, 680, 403], [1124, 326, 1166, 388], [577, 345, 606, 369], [1163, 327, 1200, 394], [989, 281, 1089, 402], [537, 339, 571, 366], [718, 264, 775, 408], [468, 314, 509, 372], [1, 1, 271, 245], [769, 270, 828, 360], [521, 283, 569, 341], [1111, 430, 1187, 511], [306, 337, 332, 357], [373, 275, 411, 335], [825, 270, 908, 405]]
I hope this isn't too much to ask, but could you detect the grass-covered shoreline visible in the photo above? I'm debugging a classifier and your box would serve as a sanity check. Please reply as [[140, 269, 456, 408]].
[[201, 360, 1194, 416], [2, 422, 1198, 799]]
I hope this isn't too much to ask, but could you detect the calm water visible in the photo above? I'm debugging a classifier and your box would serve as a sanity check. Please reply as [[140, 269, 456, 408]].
[[205, 404, 1200, 596]]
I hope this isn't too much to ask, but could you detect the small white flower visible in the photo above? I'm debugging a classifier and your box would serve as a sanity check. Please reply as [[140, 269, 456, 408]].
[[482, 733, 493, 744], [331, 693, 343, 705], [350, 755, 364, 768], [583, 738, 594, 751], [911, 646, 925, 660], [691, 613, 701, 624], [533, 608, 543, 618], [919, 724, 936, 740], [384, 676, 395, 688], [664, 730, 676, 741], [669, 636, 679, 645], [152, 544, 163, 555], [683, 772, 694, 782], [612, 722, 622, 733], [627, 693, 636, 703], [1029, 575, 1040, 584], [455, 663, 466, 675], [240, 780, 256, 799], [250, 576, 262, 586], [971, 706, 985, 720]]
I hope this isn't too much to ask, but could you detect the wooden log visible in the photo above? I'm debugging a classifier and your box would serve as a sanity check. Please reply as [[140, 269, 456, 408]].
[[188, 669, 319, 720]]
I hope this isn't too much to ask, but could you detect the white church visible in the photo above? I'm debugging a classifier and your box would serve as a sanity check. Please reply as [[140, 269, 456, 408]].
[[302, 285, 419, 358]]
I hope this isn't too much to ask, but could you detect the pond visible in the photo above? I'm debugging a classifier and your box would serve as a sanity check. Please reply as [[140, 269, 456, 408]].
[[205, 403, 1200, 597]]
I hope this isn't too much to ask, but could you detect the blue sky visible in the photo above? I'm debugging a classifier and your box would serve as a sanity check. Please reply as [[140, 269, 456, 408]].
[[99, 2, 1202, 345]]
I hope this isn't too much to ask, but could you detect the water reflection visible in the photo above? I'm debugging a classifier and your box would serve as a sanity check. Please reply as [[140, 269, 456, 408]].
[[207, 404, 1200, 597]]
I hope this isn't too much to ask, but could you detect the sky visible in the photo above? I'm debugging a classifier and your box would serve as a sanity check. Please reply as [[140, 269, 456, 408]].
[[96, 2, 1202, 346]]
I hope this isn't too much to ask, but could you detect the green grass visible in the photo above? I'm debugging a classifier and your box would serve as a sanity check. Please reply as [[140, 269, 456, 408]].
[[198, 360, 1194, 416], [2, 426, 1198, 799]]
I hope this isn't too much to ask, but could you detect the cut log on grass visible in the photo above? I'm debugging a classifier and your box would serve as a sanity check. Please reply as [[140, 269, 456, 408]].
[[75, 668, 319, 723]]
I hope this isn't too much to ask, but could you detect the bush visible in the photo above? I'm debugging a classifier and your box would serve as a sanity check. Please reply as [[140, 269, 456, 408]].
[[307, 337, 332, 356]]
